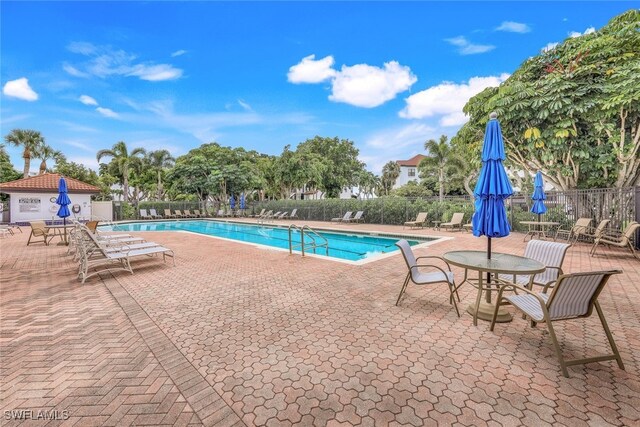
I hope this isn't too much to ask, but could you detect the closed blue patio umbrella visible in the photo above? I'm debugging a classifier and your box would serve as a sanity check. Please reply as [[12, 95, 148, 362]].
[[239, 193, 246, 210], [229, 195, 235, 210], [471, 112, 514, 260], [531, 171, 547, 221], [56, 176, 72, 244]]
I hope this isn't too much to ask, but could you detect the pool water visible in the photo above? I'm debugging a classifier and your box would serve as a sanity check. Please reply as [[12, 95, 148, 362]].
[[103, 220, 430, 262]]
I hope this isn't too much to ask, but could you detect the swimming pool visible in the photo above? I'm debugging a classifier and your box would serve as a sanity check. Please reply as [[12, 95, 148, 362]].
[[102, 220, 436, 262]]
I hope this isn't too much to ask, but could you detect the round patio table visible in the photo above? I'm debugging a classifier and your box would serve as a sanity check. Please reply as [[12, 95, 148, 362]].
[[443, 250, 545, 326]]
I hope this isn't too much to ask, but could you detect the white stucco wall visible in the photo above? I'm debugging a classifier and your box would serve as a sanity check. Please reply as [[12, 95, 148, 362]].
[[394, 166, 421, 188], [7, 192, 93, 223]]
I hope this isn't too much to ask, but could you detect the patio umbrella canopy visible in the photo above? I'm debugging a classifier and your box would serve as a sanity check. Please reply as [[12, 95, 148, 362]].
[[531, 171, 547, 220], [56, 176, 71, 244], [471, 112, 514, 257]]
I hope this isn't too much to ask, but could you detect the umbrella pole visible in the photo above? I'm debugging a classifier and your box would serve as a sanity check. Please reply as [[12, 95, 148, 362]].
[[486, 237, 492, 303]]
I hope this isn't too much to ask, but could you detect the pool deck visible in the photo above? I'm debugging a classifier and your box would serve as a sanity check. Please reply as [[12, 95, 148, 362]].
[[1, 219, 639, 426]]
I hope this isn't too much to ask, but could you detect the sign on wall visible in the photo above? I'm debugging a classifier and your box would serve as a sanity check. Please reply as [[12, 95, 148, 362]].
[[18, 197, 41, 213]]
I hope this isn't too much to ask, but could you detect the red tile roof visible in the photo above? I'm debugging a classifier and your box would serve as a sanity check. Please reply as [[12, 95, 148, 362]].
[[397, 154, 426, 167], [0, 173, 100, 194]]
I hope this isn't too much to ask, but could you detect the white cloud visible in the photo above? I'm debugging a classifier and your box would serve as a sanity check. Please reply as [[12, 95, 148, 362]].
[[287, 54, 336, 83], [496, 21, 531, 33], [96, 107, 119, 118], [238, 99, 253, 112], [3, 78, 38, 101], [542, 42, 559, 52], [63, 63, 90, 78], [79, 95, 98, 106], [399, 73, 510, 126], [65, 42, 183, 82], [64, 140, 94, 152], [569, 27, 596, 38], [361, 123, 438, 173], [329, 62, 417, 108], [288, 55, 416, 108], [445, 36, 495, 55], [171, 50, 187, 57]]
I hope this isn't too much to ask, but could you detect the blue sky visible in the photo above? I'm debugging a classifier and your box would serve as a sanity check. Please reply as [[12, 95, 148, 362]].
[[1, 1, 632, 175]]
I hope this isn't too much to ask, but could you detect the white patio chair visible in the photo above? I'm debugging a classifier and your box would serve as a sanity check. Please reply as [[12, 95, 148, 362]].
[[497, 240, 571, 289], [490, 270, 624, 377], [441, 213, 464, 231], [331, 211, 352, 223], [395, 239, 460, 316], [404, 212, 428, 229]]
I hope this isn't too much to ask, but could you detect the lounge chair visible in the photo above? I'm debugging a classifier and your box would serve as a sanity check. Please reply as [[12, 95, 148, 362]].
[[582, 219, 610, 242], [394, 240, 460, 316], [27, 221, 52, 246], [554, 217, 592, 243], [140, 209, 152, 220], [331, 211, 352, 223], [149, 209, 163, 219], [404, 212, 428, 229], [441, 213, 464, 231], [491, 270, 624, 377], [0, 223, 21, 235], [344, 211, 364, 223], [590, 221, 640, 259], [192, 209, 204, 218], [77, 228, 175, 284], [276, 211, 289, 220], [183, 210, 196, 218], [289, 209, 298, 219], [164, 209, 177, 219], [251, 208, 266, 218], [497, 240, 571, 289], [174, 210, 187, 218]]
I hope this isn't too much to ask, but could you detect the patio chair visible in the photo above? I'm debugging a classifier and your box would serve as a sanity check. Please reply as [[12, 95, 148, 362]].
[[289, 209, 298, 219], [257, 210, 272, 222], [27, 221, 52, 246], [404, 212, 428, 229], [490, 270, 624, 377], [344, 211, 364, 223], [277, 211, 289, 220], [183, 210, 196, 218], [554, 217, 592, 243], [192, 209, 204, 218], [582, 219, 610, 242], [395, 240, 460, 316], [140, 209, 152, 220], [497, 240, 571, 290], [164, 209, 177, 219], [174, 210, 187, 218], [441, 213, 464, 231], [590, 221, 640, 259], [149, 209, 163, 219], [331, 211, 352, 223]]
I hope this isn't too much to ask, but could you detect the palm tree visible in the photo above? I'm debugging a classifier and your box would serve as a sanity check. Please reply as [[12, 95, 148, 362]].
[[147, 150, 175, 200], [96, 141, 146, 202], [4, 129, 44, 178], [34, 143, 63, 174], [381, 161, 401, 196], [421, 135, 466, 202]]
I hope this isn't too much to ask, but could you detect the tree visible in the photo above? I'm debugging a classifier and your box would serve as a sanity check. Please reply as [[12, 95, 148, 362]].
[[295, 136, 365, 198], [420, 135, 466, 201], [4, 129, 44, 178], [147, 150, 175, 200], [34, 143, 63, 174], [96, 141, 146, 202], [355, 170, 380, 199], [391, 181, 433, 198], [381, 161, 400, 196], [455, 10, 640, 190], [0, 144, 21, 183]]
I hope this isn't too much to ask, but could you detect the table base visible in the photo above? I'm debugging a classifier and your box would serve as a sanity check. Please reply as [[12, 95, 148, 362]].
[[466, 302, 512, 323]]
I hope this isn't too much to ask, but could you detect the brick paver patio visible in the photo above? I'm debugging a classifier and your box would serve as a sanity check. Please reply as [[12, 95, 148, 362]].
[[1, 220, 639, 426]]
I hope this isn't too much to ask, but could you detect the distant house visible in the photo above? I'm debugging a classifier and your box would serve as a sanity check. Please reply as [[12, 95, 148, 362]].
[[0, 173, 100, 223], [393, 154, 426, 189]]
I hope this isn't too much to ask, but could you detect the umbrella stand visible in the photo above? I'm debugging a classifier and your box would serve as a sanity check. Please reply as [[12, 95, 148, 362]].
[[486, 237, 492, 303]]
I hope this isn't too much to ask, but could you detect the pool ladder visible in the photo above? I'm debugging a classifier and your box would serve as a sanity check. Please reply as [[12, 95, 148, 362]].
[[288, 225, 329, 257]]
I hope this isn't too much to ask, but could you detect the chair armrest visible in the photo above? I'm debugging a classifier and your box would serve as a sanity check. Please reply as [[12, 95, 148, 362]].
[[495, 281, 545, 304], [410, 264, 453, 282], [415, 255, 453, 271]]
